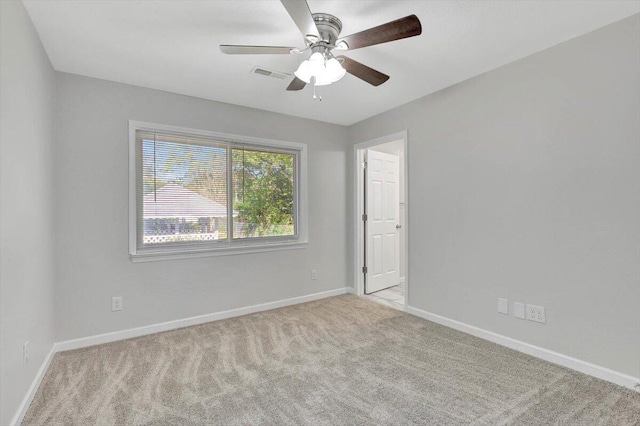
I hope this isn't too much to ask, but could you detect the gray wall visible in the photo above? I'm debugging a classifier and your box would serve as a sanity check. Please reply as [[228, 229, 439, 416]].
[[54, 73, 349, 341], [0, 1, 56, 424], [349, 15, 640, 377]]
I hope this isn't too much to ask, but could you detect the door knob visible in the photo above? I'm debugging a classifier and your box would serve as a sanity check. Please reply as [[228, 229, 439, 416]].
[[396, 224, 402, 229]]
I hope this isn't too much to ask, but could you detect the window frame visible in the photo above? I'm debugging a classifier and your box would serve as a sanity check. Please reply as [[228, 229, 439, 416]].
[[129, 121, 308, 262]]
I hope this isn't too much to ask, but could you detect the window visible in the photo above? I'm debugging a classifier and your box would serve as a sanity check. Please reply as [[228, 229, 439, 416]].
[[129, 121, 307, 261]]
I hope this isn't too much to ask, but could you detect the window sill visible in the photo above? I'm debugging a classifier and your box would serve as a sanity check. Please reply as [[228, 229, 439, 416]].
[[130, 241, 308, 263]]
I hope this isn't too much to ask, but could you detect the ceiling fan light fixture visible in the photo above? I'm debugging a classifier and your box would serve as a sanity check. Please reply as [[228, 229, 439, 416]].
[[308, 52, 325, 75], [314, 73, 332, 86], [294, 53, 346, 87], [294, 60, 312, 83], [325, 57, 346, 81]]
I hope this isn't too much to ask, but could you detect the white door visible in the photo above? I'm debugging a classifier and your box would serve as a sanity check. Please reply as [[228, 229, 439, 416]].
[[365, 149, 400, 294]]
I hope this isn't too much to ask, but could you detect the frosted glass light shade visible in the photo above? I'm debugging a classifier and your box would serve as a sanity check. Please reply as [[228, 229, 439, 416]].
[[308, 52, 325, 76], [324, 58, 346, 82], [294, 60, 312, 83], [294, 54, 346, 86], [314, 73, 332, 86]]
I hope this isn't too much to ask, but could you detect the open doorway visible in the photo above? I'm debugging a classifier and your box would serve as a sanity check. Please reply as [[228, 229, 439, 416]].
[[354, 132, 408, 311]]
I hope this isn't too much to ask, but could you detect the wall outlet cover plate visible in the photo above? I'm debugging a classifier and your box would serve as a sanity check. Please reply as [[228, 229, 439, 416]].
[[526, 304, 546, 323], [111, 296, 123, 312], [514, 302, 526, 319]]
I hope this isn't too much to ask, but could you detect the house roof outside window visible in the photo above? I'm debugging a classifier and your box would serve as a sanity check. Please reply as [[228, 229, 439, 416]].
[[143, 183, 236, 219]]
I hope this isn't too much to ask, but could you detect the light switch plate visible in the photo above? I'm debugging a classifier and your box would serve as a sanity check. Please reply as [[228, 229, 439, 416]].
[[498, 298, 509, 315], [514, 302, 525, 319], [23, 341, 29, 364]]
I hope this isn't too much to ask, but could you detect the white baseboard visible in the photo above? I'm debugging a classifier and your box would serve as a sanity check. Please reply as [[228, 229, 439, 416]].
[[10, 347, 56, 426], [407, 306, 640, 392], [55, 287, 349, 352]]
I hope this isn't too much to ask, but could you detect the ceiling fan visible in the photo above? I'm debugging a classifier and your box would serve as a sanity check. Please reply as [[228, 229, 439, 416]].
[[220, 0, 422, 98]]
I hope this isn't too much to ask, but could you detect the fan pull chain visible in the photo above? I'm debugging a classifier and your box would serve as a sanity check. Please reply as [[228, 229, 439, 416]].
[[312, 82, 322, 101]]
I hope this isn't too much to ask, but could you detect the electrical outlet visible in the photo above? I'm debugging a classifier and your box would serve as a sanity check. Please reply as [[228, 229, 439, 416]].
[[526, 304, 546, 323], [23, 341, 29, 364], [311, 269, 319, 280], [514, 302, 526, 319], [111, 296, 123, 312], [497, 298, 509, 315]]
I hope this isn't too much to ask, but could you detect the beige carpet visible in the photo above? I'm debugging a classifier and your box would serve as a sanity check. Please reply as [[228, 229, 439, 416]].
[[24, 295, 640, 425]]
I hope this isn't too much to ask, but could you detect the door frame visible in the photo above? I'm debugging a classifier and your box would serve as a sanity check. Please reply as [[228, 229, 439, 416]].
[[353, 131, 409, 309]]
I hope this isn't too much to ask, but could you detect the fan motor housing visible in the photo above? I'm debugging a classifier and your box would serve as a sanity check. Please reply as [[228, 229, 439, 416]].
[[311, 13, 342, 46]]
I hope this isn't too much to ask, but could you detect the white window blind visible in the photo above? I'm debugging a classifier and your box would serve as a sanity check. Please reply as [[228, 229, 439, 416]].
[[140, 132, 228, 245]]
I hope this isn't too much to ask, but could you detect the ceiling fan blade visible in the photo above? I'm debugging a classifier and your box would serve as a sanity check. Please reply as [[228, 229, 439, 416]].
[[286, 76, 307, 91], [337, 56, 389, 87], [336, 15, 421, 51], [280, 0, 320, 42], [220, 45, 297, 55]]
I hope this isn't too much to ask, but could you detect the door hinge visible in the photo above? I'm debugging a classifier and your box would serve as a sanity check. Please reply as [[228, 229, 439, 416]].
[[362, 214, 367, 221], [362, 266, 368, 274], [362, 161, 367, 169]]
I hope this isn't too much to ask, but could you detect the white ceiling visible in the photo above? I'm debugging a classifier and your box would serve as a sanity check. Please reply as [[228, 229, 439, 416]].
[[23, 1, 639, 126]]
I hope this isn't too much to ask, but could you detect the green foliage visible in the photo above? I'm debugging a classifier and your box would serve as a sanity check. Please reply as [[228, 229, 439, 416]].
[[233, 149, 294, 237]]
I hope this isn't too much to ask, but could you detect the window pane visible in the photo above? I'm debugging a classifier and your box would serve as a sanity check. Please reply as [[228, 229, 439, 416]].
[[141, 134, 227, 245], [232, 148, 295, 239]]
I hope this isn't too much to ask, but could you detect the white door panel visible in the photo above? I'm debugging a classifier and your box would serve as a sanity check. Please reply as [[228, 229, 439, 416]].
[[372, 235, 383, 276], [365, 149, 400, 294], [372, 182, 382, 220]]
